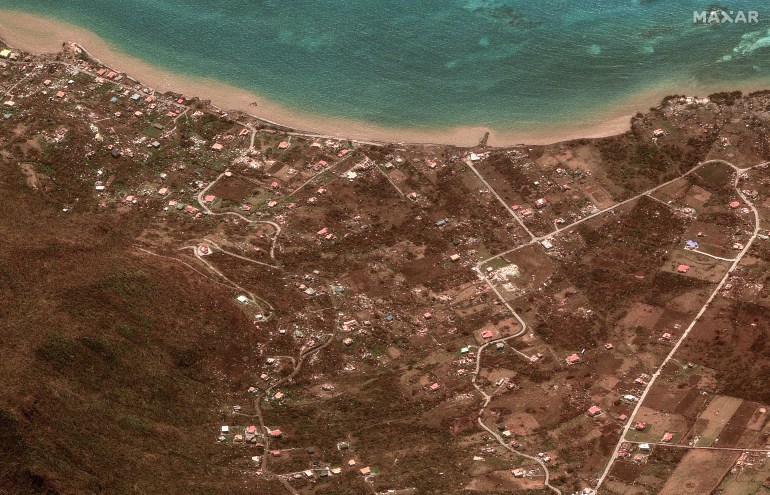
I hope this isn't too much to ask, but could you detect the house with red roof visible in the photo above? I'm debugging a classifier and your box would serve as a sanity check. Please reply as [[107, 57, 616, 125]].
[[244, 424, 258, 441]]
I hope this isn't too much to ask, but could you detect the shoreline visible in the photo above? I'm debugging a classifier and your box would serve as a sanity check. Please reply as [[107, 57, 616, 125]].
[[1, 9, 768, 147]]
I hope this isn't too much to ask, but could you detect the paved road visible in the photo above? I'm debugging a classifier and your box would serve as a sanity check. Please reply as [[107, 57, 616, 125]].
[[465, 159, 536, 239], [3, 67, 38, 98], [468, 158, 768, 494], [266, 313, 341, 395], [592, 159, 764, 493], [203, 238, 278, 269], [97, 47, 767, 491], [473, 157, 728, 277], [197, 171, 282, 260], [689, 249, 737, 262], [623, 439, 770, 453], [288, 152, 356, 197], [184, 244, 275, 317], [375, 162, 406, 198], [469, 269, 561, 493]]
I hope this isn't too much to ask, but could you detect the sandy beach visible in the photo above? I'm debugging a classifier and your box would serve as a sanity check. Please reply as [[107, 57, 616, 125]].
[[1, 9, 768, 147]]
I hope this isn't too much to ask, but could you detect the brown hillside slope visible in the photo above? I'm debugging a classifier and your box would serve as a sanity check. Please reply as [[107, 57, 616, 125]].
[[0, 159, 282, 494]]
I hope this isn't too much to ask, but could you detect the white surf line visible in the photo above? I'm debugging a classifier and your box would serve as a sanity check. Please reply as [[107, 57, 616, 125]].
[[465, 159, 536, 239], [196, 171, 282, 260], [593, 159, 762, 493]]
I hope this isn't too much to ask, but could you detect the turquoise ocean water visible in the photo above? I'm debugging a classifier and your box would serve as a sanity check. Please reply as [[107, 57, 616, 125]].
[[2, 1, 770, 132]]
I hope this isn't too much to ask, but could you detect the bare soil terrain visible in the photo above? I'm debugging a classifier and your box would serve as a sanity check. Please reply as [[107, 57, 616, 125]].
[[2, 42, 770, 495]]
